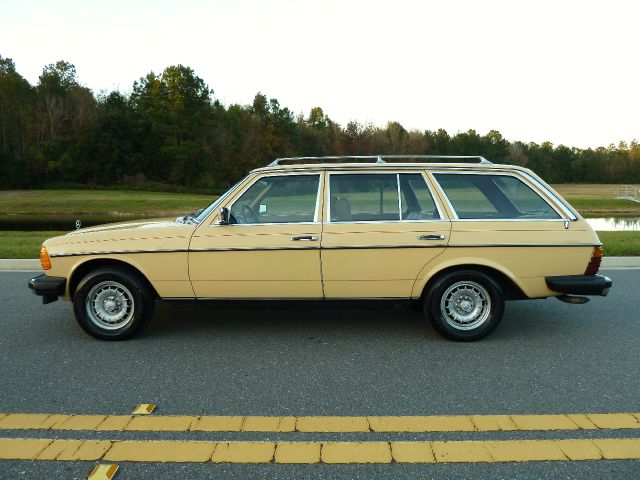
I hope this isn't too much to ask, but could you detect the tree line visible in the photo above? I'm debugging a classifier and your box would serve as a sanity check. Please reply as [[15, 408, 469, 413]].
[[1, 55, 639, 191]]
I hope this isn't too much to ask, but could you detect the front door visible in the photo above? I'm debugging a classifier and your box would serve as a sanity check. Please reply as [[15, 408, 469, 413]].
[[189, 173, 324, 298], [321, 171, 451, 298]]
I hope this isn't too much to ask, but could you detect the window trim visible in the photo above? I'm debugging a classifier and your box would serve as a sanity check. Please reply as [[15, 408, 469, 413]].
[[430, 171, 567, 221], [223, 172, 323, 226], [326, 171, 445, 224]]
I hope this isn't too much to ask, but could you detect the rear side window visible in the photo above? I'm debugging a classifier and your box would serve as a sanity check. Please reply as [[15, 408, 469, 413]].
[[433, 173, 560, 220], [330, 174, 399, 222]]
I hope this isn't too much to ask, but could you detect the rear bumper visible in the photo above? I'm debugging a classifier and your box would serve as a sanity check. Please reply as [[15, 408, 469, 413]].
[[28, 274, 66, 304], [545, 274, 612, 297]]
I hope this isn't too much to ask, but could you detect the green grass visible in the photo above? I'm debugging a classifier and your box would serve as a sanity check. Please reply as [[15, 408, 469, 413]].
[[1, 230, 637, 259], [0, 231, 66, 259], [0, 190, 214, 215], [0, 189, 217, 230], [552, 184, 640, 214], [597, 231, 640, 257]]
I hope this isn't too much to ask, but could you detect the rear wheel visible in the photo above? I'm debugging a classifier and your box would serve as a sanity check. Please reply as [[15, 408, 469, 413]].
[[424, 270, 504, 341], [73, 267, 154, 340]]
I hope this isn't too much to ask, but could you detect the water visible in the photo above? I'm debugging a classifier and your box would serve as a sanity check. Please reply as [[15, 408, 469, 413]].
[[586, 217, 640, 231]]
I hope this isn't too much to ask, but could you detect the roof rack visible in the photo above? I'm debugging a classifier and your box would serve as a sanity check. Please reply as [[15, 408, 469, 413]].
[[268, 155, 492, 167]]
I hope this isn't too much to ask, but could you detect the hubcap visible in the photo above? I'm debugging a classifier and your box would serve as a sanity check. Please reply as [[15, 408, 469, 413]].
[[85, 281, 135, 330], [440, 281, 491, 330]]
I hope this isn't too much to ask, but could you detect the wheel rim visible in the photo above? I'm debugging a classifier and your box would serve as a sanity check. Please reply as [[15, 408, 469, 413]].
[[85, 281, 135, 330], [440, 281, 491, 331]]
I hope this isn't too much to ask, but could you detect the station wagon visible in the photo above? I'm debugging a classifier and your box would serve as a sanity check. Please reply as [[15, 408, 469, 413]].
[[29, 155, 612, 341]]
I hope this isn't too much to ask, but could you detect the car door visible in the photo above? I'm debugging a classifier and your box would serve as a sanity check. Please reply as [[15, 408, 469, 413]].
[[189, 172, 324, 298], [321, 171, 451, 298]]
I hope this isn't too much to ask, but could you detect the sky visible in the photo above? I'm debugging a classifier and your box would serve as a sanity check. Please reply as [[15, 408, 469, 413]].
[[1, 0, 638, 148]]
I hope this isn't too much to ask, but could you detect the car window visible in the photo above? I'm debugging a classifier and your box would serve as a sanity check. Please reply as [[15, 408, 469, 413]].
[[329, 174, 399, 222], [399, 174, 440, 220], [229, 174, 320, 224], [433, 173, 561, 219]]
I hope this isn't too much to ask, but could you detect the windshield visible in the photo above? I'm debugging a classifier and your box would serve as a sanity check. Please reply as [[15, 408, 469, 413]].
[[193, 176, 248, 223]]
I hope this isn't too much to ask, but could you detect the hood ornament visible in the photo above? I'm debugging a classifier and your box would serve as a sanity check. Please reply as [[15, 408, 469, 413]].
[[75, 219, 82, 230]]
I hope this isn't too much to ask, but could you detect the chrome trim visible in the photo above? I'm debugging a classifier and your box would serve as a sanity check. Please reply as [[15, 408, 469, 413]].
[[291, 235, 318, 241], [418, 234, 446, 240], [253, 164, 505, 175], [396, 173, 403, 219], [51, 241, 600, 258], [447, 243, 600, 248], [221, 172, 322, 227], [50, 249, 189, 258], [431, 171, 570, 221], [190, 246, 320, 252], [450, 218, 567, 223], [268, 155, 491, 167], [320, 245, 447, 250]]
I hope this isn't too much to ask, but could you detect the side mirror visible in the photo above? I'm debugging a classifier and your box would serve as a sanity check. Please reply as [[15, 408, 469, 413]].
[[218, 207, 229, 225]]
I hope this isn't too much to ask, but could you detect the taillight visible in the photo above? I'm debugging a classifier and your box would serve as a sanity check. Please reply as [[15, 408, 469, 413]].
[[584, 246, 603, 275], [40, 246, 52, 270]]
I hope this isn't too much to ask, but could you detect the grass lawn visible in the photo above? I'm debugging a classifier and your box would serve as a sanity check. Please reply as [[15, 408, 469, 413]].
[[597, 231, 640, 257], [0, 229, 637, 259], [0, 190, 214, 216], [552, 184, 640, 214], [0, 231, 66, 259]]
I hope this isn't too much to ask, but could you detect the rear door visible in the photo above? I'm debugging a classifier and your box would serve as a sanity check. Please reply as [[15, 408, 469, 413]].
[[321, 171, 451, 298]]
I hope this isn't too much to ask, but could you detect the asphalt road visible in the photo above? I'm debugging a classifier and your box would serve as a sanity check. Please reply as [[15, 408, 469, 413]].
[[0, 269, 638, 479]]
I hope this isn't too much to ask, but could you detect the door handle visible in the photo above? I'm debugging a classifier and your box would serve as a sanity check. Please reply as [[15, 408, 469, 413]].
[[291, 235, 318, 241], [417, 234, 446, 240]]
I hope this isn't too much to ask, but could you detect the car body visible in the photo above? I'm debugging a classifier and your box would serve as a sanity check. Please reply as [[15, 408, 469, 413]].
[[29, 155, 612, 341]]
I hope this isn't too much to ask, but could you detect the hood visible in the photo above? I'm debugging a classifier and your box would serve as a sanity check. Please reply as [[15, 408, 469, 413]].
[[44, 217, 196, 247], [67, 217, 177, 235]]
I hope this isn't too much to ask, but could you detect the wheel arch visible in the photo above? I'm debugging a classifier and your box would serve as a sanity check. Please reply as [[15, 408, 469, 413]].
[[417, 262, 528, 301], [68, 257, 159, 300]]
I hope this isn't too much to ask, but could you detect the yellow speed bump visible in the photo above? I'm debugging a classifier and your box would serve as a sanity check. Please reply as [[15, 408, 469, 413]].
[[131, 404, 156, 415], [88, 464, 118, 480]]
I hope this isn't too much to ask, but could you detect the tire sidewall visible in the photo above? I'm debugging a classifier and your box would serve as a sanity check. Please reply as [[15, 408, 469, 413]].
[[73, 267, 153, 340], [425, 270, 504, 341]]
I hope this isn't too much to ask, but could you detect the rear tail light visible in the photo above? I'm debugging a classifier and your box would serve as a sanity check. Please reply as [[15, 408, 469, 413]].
[[584, 246, 603, 275], [40, 246, 52, 270]]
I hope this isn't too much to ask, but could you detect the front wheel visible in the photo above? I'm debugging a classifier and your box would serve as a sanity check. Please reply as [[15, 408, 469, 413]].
[[424, 270, 504, 341], [73, 267, 154, 340]]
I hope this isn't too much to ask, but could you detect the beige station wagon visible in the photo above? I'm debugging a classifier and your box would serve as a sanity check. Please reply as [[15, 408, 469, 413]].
[[29, 155, 612, 341]]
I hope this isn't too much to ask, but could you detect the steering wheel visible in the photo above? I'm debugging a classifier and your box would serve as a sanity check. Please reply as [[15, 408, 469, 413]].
[[241, 204, 259, 224]]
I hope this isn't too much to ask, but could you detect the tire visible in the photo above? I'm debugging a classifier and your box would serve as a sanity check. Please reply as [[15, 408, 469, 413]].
[[424, 270, 504, 341], [73, 267, 155, 340]]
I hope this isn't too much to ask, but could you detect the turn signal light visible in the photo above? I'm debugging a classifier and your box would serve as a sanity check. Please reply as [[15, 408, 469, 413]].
[[584, 246, 603, 275], [40, 246, 51, 270]]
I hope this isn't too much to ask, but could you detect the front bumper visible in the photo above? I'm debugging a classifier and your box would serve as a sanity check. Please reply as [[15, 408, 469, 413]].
[[545, 274, 612, 297], [28, 274, 66, 304]]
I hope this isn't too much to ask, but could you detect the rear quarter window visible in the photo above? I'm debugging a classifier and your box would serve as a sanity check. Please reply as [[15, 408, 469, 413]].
[[433, 173, 561, 220]]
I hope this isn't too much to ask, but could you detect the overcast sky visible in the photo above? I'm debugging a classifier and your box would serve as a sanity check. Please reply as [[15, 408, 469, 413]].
[[2, 0, 638, 148]]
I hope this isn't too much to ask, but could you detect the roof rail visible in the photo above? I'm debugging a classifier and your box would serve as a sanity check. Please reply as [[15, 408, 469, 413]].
[[268, 155, 491, 166]]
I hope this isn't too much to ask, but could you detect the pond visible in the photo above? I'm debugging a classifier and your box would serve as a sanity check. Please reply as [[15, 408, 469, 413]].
[[586, 217, 640, 231]]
